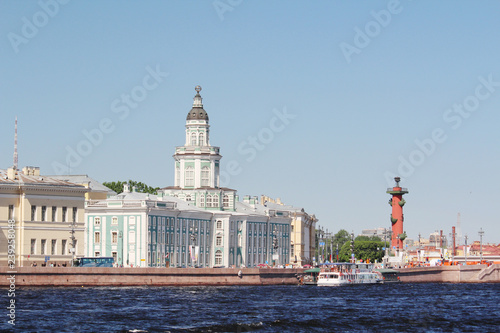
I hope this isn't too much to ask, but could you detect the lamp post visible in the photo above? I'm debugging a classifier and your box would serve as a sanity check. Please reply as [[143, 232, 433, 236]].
[[272, 226, 279, 266], [118, 231, 123, 267], [464, 235, 468, 265], [478, 228, 484, 263], [189, 224, 198, 268], [69, 218, 77, 266], [350, 232, 355, 263]]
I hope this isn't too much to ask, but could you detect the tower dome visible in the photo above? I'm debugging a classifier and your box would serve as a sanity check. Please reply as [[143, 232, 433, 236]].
[[186, 85, 209, 121]]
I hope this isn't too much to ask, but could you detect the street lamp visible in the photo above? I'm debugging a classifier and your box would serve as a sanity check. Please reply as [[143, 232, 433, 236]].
[[478, 228, 484, 263], [189, 224, 198, 268], [464, 235, 468, 265], [118, 231, 123, 267]]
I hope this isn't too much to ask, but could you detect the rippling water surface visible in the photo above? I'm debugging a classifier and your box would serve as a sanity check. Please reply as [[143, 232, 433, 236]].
[[2, 283, 499, 332]]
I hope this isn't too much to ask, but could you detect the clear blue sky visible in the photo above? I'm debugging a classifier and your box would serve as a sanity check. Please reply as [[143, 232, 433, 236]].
[[2, 1, 500, 244]]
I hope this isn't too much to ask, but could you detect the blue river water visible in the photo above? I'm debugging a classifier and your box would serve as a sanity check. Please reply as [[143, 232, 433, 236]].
[[1, 283, 499, 332]]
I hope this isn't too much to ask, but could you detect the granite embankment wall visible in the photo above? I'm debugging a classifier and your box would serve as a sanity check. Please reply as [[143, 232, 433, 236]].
[[398, 264, 500, 283], [0, 267, 304, 287]]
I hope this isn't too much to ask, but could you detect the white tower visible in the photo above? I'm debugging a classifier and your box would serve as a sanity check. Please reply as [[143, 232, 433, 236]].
[[174, 86, 222, 189], [161, 86, 236, 211]]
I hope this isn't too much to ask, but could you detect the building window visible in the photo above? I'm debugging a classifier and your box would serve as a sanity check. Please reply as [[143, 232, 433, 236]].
[[206, 195, 213, 208], [62, 207, 67, 222], [216, 236, 222, 246], [223, 195, 229, 208], [199, 133, 204, 146], [95, 251, 100, 257], [186, 194, 192, 202], [52, 206, 57, 222], [72, 207, 77, 223], [31, 205, 36, 221], [201, 166, 210, 187], [112, 232, 118, 244], [94, 217, 101, 226], [31, 239, 36, 255], [215, 250, 222, 266], [112, 217, 118, 225], [112, 252, 117, 263], [216, 220, 222, 229], [51, 239, 56, 255], [41, 239, 46, 255], [95, 232, 100, 243], [8, 205, 14, 220], [61, 239, 67, 255], [191, 133, 197, 145], [212, 195, 219, 208], [176, 166, 180, 185], [199, 195, 205, 207], [185, 166, 194, 187], [41, 206, 47, 222]]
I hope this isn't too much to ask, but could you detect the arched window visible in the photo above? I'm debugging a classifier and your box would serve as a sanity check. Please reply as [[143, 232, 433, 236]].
[[201, 166, 210, 187], [216, 235, 222, 246], [200, 195, 205, 207], [206, 195, 213, 207], [212, 194, 219, 208], [199, 133, 204, 146], [185, 195, 192, 201], [215, 250, 222, 266], [185, 166, 194, 187], [191, 133, 197, 146], [223, 195, 229, 208]]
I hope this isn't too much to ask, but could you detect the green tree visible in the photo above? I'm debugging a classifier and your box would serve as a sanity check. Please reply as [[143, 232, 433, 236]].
[[102, 180, 160, 195], [338, 240, 386, 263], [332, 229, 350, 249], [355, 235, 382, 242]]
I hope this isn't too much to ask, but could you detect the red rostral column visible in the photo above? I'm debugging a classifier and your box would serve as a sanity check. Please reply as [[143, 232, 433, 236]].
[[387, 177, 409, 250]]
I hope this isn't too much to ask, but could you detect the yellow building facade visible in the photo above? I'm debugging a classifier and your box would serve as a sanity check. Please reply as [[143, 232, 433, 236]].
[[0, 166, 88, 267], [260, 195, 317, 266]]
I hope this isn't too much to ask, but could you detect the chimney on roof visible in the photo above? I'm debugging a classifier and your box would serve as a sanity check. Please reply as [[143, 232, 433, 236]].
[[7, 167, 16, 180], [132, 186, 137, 193], [123, 183, 130, 193], [21, 166, 40, 176]]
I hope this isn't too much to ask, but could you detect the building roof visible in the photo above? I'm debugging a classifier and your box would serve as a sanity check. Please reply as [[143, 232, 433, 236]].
[[0, 168, 87, 190], [46, 174, 116, 195], [187, 106, 209, 121], [160, 186, 236, 192], [106, 191, 207, 212], [186, 86, 208, 121]]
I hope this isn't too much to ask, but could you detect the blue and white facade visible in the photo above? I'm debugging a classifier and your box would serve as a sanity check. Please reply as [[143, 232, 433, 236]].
[[85, 189, 291, 267]]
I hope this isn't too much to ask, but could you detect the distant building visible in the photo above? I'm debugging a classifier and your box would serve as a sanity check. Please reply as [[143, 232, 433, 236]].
[[0, 166, 88, 266], [260, 195, 317, 265], [47, 174, 116, 200], [360, 227, 390, 240]]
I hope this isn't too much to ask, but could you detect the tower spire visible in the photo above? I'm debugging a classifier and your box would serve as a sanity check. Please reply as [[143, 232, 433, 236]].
[[13, 117, 18, 170], [193, 85, 203, 107]]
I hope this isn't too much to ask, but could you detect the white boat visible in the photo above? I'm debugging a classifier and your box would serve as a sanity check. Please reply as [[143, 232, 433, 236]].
[[317, 263, 382, 286]]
